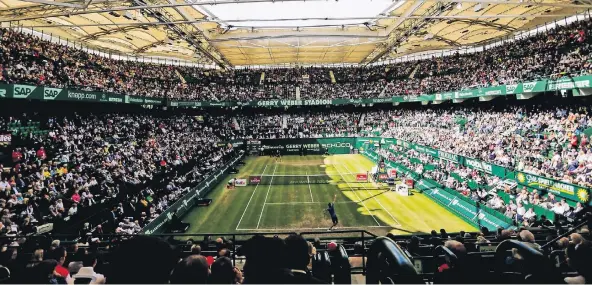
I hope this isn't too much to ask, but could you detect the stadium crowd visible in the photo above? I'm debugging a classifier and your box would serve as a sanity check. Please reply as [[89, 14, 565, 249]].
[[380, 104, 592, 187], [377, 143, 585, 227], [0, 16, 591, 101], [0, 113, 236, 237]]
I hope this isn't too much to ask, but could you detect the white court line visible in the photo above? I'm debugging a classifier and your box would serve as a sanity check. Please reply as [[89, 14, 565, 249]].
[[235, 164, 269, 230], [265, 201, 360, 205], [332, 157, 382, 227], [256, 163, 278, 229], [236, 225, 392, 231], [306, 171, 314, 202], [341, 164, 402, 226]]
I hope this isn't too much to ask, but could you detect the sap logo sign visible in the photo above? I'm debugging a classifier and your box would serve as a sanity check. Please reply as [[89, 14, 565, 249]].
[[13, 85, 35, 98], [44, 88, 62, 100]]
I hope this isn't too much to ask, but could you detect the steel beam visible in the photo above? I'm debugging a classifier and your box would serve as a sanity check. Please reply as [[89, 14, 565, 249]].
[[2, 0, 591, 21]]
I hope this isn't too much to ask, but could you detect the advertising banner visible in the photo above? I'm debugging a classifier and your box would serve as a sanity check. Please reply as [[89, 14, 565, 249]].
[[516, 172, 590, 204], [0, 133, 11, 146], [356, 173, 368, 181], [259, 138, 355, 155], [234, 179, 247, 187], [3, 74, 592, 108], [249, 176, 262, 185]]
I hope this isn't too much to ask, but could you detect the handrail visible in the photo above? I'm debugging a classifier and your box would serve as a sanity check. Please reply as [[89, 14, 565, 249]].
[[366, 237, 423, 284], [542, 212, 591, 249]]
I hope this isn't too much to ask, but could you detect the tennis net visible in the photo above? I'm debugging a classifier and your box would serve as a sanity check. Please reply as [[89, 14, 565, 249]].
[[248, 174, 334, 185]]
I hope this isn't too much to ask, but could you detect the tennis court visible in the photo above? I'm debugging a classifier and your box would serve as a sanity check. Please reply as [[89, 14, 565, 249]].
[[181, 154, 476, 236]]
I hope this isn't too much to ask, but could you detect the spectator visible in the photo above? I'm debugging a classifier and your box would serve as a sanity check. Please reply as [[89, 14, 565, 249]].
[[564, 241, 592, 284], [170, 255, 210, 284], [70, 253, 105, 284], [49, 247, 71, 281], [108, 236, 177, 284], [283, 234, 323, 284], [209, 256, 242, 284]]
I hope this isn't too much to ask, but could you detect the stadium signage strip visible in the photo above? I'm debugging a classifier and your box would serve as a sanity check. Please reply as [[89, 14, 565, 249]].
[[2, 75, 592, 108], [383, 137, 590, 205], [141, 154, 244, 235], [361, 149, 511, 230]]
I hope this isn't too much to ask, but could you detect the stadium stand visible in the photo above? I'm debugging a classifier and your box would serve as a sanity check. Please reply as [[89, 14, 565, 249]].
[[0, 16, 590, 101]]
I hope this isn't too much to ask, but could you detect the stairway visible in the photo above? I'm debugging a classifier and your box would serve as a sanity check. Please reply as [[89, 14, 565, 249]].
[[232, 117, 240, 131], [175, 69, 187, 84], [329, 70, 337, 83], [260, 72, 265, 85], [408, 63, 421, 79], [282, 114, 288, 129], [358, 114, 366, 127]]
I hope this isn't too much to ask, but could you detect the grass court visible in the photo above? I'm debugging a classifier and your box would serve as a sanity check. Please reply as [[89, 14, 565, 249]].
[[181, 154, 476, 237]]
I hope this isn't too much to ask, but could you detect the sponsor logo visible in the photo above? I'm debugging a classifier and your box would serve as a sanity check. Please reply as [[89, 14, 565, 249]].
[[548, 78, 590, 91], [0, 133, 11, 144], [43, 88, 62, 100], [455, 91, 474, 98], [371, 98, 390, 103], [522, 82, 538, 93], [439, 151, 458, 162], [577, 188, 589, 203], [144, 99, 161, 104], [108, 96, 123, 103], [235, 179, 247, 186], [129, 97, 144, 104], [484, 89, 502, 96], [356, 174, 368, 181], [178, 101, 195, 107], [465, 159, 492, 174], [451, 198, 478, 218], [389, 169, 397, 177], [517, 172, 526, 183], [13, 85, 35, 98], [249, 176, 262, 184], [378, 174, 389, 180], [170, 102, 179, 107], [518, 172, 575, 195], [505, 84, 518, 94], [67, 91, 97, 100]]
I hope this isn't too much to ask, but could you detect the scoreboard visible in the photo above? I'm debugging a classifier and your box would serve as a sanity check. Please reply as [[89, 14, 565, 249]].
[[247, 139, 261, 154]]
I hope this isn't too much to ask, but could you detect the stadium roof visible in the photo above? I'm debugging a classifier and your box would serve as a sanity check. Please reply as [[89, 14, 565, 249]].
[[0, 0, 589, 68]]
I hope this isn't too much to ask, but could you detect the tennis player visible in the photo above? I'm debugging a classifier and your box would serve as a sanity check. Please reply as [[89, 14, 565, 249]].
[[326, 194, 338, 231]]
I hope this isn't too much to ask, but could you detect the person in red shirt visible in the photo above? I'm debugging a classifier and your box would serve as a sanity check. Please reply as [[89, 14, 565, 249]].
[[581, 135, 589, 148], [571, 135, 578, 148], [12, 148, 22, 163], [36, 147, 46, 160], [50, 247, 71, 281], [71, 190, 81, 203]]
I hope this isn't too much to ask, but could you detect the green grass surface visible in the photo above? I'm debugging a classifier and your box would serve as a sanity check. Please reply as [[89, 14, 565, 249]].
[[181, 154, 476, 237]]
